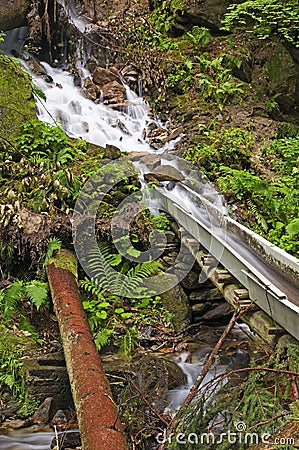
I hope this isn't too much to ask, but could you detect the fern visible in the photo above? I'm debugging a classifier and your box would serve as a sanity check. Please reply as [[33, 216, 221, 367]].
[[85, 241, 162, 297], [0, 280, 24, 320], [24, 281, 49, 310]]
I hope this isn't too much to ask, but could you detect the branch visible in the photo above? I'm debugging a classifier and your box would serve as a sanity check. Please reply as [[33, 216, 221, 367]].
[[158, 308, 243, 449]]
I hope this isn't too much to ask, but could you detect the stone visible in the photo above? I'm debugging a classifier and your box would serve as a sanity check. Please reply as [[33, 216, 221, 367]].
[[162, 126, 184, 143], [160, 279, 192, 331], [138, 154, 161, 171], [101, 80, 126, 104], [25, 57, 53, 83], [92, 66, 121, 87], [33, 397, 53, 424], [81, 77, 101, 101], [262, 42, 297, 113], [200, 302, 234, 323], [51, 409, 67, 429], [104, 144, 121, 160], [174, 0, 232, 34], [144, 165, 185, 182]]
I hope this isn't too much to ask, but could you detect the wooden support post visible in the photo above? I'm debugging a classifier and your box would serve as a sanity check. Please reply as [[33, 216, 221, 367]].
[[46, 249, 128, 450], [215, 269, 236, 284]]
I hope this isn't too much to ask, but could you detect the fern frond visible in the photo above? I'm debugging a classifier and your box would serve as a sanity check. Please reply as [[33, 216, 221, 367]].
[[0, 281, 24, 320], [24, 281, 49, 310]]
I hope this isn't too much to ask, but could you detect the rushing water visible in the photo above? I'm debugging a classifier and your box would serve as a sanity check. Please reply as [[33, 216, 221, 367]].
[[0, 431, 55, 450], [33, 62, 158, 153]]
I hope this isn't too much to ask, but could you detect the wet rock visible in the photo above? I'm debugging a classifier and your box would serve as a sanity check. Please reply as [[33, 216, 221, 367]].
[[81, 77, 101, 101], [92, 66, 121, 87], [144, 165, 184, 182], [25, 57, 53, 83], [101, 80, 126, 104], [104, 144, 121, 160], [135, 355, 186, 413], [164, 358, 187, 389], [162, 126, 184, 143], [51, 410, 67, 430], [200, 302, 234, 323], [33, 397, 53, 424], [138, 154, 161, 171], [51, 431, 81, 449]]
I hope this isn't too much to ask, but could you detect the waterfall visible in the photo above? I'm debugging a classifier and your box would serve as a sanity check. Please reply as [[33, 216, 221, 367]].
[[33, 62, 157, 153]]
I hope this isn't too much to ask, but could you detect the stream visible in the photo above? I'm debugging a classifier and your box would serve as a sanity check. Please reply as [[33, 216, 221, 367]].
[[0, 15, 251, 449]]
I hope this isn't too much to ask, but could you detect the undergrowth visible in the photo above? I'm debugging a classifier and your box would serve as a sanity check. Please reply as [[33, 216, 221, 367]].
[[169, 343, 299, 449]]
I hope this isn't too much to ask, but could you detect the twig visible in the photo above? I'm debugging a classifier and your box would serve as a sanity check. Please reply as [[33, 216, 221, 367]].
[[247, 412, 290, 431], [157, 309, 243, 449], [226, 367, 299, 377]]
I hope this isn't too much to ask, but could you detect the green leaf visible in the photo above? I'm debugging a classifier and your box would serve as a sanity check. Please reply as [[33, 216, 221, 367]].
[[126, 248, 141, 258]]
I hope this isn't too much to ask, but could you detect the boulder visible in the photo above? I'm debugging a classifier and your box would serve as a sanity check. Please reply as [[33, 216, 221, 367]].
[[92, 66, 121, 87], [160, 281, 192, 331], [82, 77, 101, 101], [262, 42, 297, 113], [144, 165, 184, 182], [174, 0, 232, 34], [33, 397, 53, 424], [101, 80, 126, 104], [0, 0, 30, 31]]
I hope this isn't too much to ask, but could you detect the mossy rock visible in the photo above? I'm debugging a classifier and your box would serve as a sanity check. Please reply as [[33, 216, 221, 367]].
[[0, 53, 36, 146], [262, 42, 297, 113]]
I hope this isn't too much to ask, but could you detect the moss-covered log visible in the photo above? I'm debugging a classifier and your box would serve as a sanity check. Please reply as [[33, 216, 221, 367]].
[[46, 249, 128, 450]]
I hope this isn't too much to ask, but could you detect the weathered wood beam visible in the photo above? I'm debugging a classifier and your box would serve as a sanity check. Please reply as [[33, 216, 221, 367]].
[[46, 249, 128, 450]]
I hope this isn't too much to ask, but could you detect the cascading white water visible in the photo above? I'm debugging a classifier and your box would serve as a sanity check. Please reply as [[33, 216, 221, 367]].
[[164, 349, 226, 414], [0, 431, 54, 450], [33, 62, 159, 153]]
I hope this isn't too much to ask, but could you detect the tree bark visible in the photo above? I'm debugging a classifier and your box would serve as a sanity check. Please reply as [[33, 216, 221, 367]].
[[46, 249, 128, 450]]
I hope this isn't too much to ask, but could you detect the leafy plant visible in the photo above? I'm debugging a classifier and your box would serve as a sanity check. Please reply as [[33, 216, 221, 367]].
[[0, 332, 26, 398], [183, 126, 253, 175], [221, 0, 299, 47]]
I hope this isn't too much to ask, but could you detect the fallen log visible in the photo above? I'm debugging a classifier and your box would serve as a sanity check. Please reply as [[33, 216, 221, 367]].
[[46, 249, 128, 450]]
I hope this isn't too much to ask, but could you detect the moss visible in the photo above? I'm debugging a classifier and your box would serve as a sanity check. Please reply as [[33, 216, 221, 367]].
[[47, 249, 78, 279], [0, 53, 36, 146]]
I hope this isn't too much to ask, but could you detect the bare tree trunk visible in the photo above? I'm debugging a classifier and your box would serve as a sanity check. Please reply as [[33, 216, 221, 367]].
[[46, 249, 128, 450]]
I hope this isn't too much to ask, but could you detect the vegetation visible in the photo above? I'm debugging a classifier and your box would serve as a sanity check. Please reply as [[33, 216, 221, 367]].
[[169, 342, 299, 450], [222, 0, 299, 47], [80, 240, 171, 353]]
